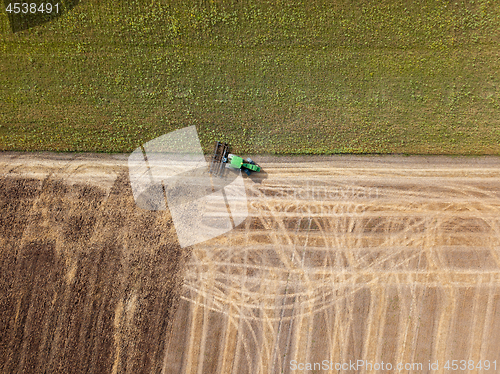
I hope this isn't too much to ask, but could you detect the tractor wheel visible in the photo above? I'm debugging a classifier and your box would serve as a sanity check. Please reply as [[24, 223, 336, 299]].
[[244, 168, 251, 176], [246, 158, 255, 165]]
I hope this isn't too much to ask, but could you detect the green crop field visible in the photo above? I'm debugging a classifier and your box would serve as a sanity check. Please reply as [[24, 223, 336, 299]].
[[1, 0, 499, 154]]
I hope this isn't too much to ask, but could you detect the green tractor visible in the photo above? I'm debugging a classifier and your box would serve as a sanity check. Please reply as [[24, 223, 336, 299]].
[[209, 141, 261, 177]]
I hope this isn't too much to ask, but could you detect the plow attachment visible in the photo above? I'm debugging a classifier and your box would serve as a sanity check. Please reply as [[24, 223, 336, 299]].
[[209, 141, 229, 177]]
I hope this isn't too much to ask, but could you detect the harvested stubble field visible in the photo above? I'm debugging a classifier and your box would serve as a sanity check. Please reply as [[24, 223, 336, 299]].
[[1, 153, 500, 373]]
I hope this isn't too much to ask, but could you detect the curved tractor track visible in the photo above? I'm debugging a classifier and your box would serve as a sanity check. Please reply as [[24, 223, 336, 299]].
[[164, 157, 500, 374]]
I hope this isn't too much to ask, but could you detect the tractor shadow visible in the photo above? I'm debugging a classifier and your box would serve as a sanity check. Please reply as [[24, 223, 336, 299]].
[[246, 169, 268, 184], [212, 164, 268, 185]]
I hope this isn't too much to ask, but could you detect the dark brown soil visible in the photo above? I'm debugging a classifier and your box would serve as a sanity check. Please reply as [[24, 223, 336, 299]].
[[0, 173, 188, 374]]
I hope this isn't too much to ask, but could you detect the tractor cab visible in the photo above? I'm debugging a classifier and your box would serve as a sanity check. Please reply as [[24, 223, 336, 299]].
[[227, 154, 261, 175]]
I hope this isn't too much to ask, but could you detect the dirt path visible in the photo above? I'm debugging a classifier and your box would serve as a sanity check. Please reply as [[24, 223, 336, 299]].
[[1, 153, 500, 374]]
